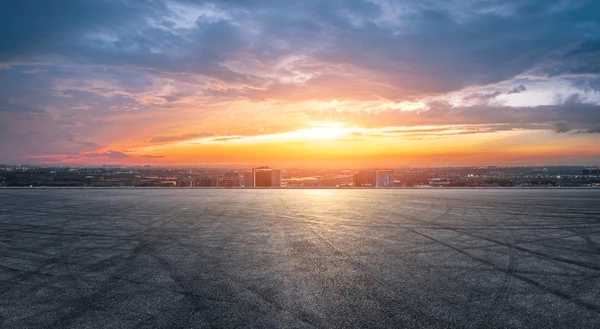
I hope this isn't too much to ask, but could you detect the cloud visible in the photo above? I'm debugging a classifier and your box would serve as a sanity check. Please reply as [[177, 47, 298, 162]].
[[306, 101, 600, 133], [150, 132, 213, 143], [461, 85, 528, 105], [573, 127, 600, 134], [83, 150, 130, 159], [507, 84, 527, 94], [2, 0, 600, 164], [211, 136, 242, 142], [18, 150, 169, 164], [2, 0, 599, 100], [562, 93, 584, 105], [462, 91, 502, 104], [571, 77, 600, 93], [553, 122, 571, 134]]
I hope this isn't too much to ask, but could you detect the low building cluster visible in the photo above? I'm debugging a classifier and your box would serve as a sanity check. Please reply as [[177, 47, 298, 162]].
[[176, 167, 282, 188], [1, 164, 599, 188]]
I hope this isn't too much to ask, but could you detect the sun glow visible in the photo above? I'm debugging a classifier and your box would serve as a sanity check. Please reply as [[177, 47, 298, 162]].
[[235, 122, 348, 143], [293, 122, 346, 140]]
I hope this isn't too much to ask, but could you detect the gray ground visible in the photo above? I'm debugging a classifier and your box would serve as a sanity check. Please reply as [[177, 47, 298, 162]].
[[1, 189, 599, 328]]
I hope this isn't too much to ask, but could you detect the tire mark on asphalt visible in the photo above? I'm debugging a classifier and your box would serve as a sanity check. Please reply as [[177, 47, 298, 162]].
[[275, 194, 463, 329]]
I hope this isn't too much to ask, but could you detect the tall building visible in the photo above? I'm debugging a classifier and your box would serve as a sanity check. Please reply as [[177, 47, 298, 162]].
[[176, 177, 195, 187], [242, 172, 254, 188], [253, 166, 282, 187], [220, 173, 242, 187], [354, 170, 376, 187], [272, 169, 282, 187], [375, 169, 394, 187], [196, 177, 218, 187], [354, 169, 394, 187]]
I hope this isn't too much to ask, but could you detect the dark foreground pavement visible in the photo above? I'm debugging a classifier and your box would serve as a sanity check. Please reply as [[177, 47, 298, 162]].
[[1, 189, 599, 328]]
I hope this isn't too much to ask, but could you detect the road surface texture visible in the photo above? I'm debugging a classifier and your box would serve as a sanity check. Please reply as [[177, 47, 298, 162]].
[[1, 189, 599, 328]]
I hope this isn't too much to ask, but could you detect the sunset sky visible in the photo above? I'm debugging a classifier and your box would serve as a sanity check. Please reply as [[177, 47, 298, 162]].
[[1, 0, 599, 167]]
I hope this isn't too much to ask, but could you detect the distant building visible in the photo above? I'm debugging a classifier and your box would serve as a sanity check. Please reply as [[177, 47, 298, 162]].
[[429, 178, 451, 186], [220, 173, 242, 187], [271, 169, 282, 187], [242, 172, 254, 188], [197, 177, 218, 187], [177, 177, 195, 187], [354, 169, 393, 187], [253, 166, 282, 187], [354, 170, 376, 187], [375, 169, 394, 187]]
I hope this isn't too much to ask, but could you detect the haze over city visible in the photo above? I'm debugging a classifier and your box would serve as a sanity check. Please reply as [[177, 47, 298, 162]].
[[1, 0, 599, 167]]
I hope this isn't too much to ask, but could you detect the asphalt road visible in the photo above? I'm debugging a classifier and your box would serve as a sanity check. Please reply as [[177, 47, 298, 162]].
[[1, 189, 599, 328]]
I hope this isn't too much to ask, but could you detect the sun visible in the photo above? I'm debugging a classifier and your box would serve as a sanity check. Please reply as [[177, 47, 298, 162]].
[[293, 122, 346, 140]]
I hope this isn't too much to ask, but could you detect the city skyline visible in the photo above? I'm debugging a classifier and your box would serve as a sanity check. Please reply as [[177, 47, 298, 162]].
[[1, 1, 600, 167], [2, 163, 598, 188]]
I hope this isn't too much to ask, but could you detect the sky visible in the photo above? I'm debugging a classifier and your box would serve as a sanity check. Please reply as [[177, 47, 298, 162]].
[[1, 0, 599, 167]]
